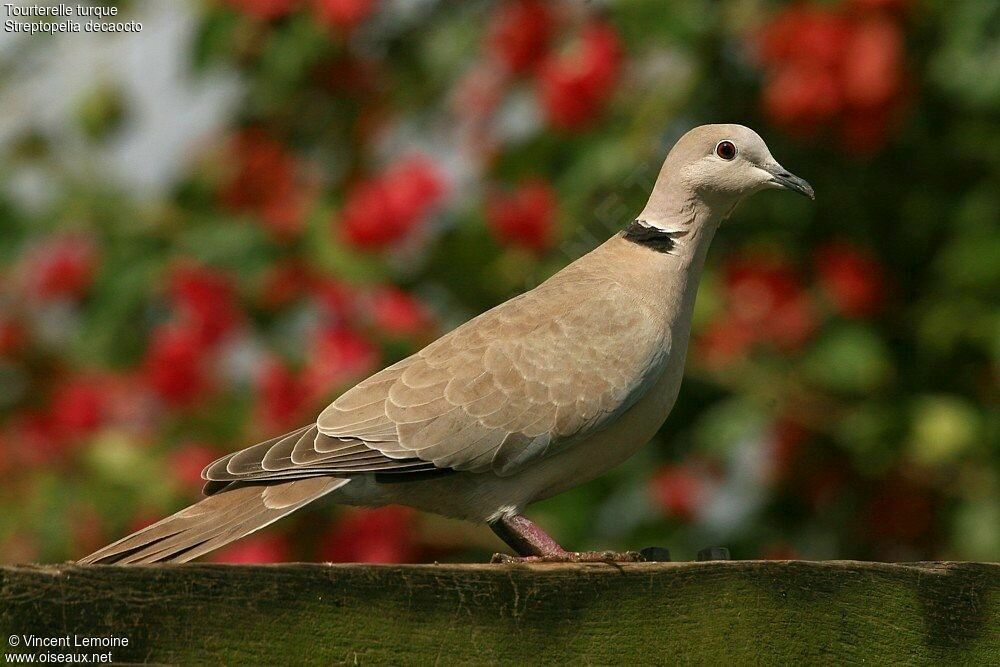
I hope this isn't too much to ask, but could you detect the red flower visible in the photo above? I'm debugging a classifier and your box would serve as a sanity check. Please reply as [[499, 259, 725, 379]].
[[488, 0, 555, 74], [50, 377, 108, 441], [725, 257, 817, 351], [762, 63, 842, 133], [389, 157, 447, 220], [312, 0, 376, 34], [537, 21, 622, 129], [211, 534, 291, 563], [339, 180, 403, 248], [144, 325, 211, 407], [169, 265, 242, 346], [24, 235, 97, 301], [339, 156, 446, 249], [726, 260, 816, 350], [841, 19, 904, 110], [755, 3, 907, 153], [648, 464, 711, 522], [369, 287, 429, 337], [304, 327, 379, 400], [321, 507, 416, 563], [814, 242, 885, 318], [697, 255, 817, 369], [486, 180, 558, 252], [226, 0, 297, 21], [220, 129, 309, 239], [168, 442, 219, 490], [758, 6, 851, 70], [257, 359, 312, 430]]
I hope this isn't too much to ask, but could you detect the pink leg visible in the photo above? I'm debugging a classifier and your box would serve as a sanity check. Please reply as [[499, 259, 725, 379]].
[[488, 514, 643, 564], [489, 514, 569, 557]]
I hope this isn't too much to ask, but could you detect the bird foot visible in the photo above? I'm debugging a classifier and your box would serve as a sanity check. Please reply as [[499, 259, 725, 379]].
[[491, 550, 645, 564]]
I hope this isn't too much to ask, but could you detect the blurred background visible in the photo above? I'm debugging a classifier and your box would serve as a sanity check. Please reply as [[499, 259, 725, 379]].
[[0, 0, 996, 565]]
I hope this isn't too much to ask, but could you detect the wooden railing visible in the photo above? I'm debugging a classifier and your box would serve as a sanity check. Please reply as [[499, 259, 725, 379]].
[[2, 561, 997, 664]]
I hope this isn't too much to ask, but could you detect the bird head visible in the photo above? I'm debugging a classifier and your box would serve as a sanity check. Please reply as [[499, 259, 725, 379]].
[[671, 124, 814, 203], [639, 124, 814, 234]]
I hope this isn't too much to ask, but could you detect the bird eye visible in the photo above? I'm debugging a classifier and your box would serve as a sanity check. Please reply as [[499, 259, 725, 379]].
[[715, 140, 737, 160]]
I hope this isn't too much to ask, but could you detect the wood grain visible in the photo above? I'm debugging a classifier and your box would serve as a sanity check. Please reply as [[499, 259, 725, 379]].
[[2, 561, 997, 664]]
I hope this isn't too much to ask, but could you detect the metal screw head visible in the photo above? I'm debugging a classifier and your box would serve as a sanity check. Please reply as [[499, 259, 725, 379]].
[[639, 546, 672, 562], [696, 547, 731, 561]]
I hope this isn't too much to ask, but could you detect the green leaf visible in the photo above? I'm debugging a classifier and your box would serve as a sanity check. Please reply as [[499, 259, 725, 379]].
[[908, 394, 982, 466], [803, 324, 893, 394]]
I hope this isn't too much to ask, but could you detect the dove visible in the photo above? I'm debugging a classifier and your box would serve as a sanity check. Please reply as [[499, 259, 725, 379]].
[[79, 124, 813, 565]]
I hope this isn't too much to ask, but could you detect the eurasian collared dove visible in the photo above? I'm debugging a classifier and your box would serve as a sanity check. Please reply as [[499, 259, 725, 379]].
[[79, 124, 813, 565]]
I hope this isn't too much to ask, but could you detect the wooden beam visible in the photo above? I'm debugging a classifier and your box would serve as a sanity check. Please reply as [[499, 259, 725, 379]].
[[2, 561, 997, 664]]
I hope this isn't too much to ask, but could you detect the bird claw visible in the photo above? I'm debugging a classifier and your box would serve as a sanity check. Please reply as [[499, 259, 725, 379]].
[[491, 550, 645, 564]]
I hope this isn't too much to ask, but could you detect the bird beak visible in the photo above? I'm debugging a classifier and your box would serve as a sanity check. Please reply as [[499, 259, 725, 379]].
[[765, 164, 815, 200]]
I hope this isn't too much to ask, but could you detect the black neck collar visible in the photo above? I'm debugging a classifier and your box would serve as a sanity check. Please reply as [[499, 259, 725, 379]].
[[621, 220, 678, 253]]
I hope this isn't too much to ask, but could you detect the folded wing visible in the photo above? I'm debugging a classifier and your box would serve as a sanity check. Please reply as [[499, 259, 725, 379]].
[[203, 273, 669, 490]]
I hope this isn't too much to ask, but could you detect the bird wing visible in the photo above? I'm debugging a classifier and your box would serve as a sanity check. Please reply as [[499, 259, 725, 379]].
[[318, 273, 670, 476], [203, 271, 670, 488]]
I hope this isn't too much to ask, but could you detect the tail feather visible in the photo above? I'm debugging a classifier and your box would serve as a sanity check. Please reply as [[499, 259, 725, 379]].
[[78, 477, 349, 564]]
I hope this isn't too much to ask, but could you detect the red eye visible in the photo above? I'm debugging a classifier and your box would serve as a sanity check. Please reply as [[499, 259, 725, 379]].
[[716, 140, 737, 160]]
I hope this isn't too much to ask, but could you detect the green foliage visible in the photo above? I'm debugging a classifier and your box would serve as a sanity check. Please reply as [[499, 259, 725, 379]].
[[0, 0, 996, 565]]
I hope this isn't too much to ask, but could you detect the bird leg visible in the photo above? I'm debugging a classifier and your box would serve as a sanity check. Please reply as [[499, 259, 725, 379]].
[[489, 514, 643, 564]]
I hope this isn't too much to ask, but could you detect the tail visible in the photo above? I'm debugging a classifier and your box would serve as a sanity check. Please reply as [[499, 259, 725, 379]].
[[79, 477, 349, 564]]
